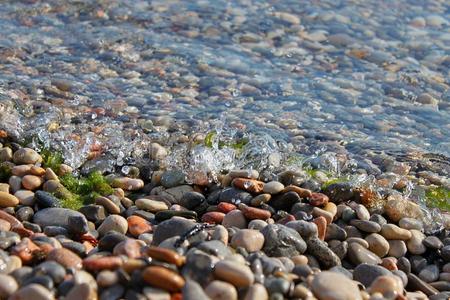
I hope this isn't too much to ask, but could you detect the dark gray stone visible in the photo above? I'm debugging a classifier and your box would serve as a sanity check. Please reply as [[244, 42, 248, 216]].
[[306, 237, 341, 269], [353, 263, 391, 287], [261, 224, 307, 257]]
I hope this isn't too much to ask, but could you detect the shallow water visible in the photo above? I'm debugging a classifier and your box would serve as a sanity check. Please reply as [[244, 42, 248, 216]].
[[0, 0, 449, 169]]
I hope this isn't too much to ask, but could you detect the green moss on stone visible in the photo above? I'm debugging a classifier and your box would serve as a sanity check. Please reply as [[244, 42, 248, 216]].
[[0, 163, 12, 182], [41, 148, 64, 171]]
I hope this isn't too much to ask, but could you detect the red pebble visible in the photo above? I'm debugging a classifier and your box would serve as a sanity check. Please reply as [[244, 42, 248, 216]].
[[313, 216, 327, 241], [201, 212, 225, 224], [217, 202, 237, 213], [240, 205, 271, 220], [83, 256, 123, 271], [309, 193, 329, 207]]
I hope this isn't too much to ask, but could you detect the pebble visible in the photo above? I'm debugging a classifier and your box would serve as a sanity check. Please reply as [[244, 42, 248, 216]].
[[365, 233, 390, 258], [238, 204, 271, 220], [136, 198, 168, 212], [380, 224, 412, 240], [127, 215, 152, 237], [311, 271, 362, 300], [353, 263, 391, 287], [306, 238, 341, 269], [347, 242, 382, 265], [0, 191, 19, 207], [286, 220, 319, 240], [205, 280, 237, 300], [9, 283, 54, 300], [21, 175, 43, 190], [230, 229, 264, 252], [160, 170, 185, 188], [97, 215, 128, 236], [309, 193, 329, 207], [350, 220, 381, 233], [182, 280, 210, 300], [388, 240, 407, 258], [111, 177, 144, 191], [0, 274, 18, 298], [142, 287, 170, 300], [423, 236, 443, 250], [368, 275, 403, 298], [33, 208, 87, 230], [95, 196, 120, 214], [261, 224, 307, 257], [35, 191, 61, 208], [47, 248, 82, 269], [232, 178, 265, 194], [222, 210, 247, 229], [354, 204, 370, 221], [419, 264, 440, 283], [152, 217, 196, 245], [146, 246, 185, 267], [407, 229, 427, 255], [13, 148, 41, 165], [399, 218, 424, 231], [213, 260, 254, 287], [14, 190, 35, 206], [262, 181, 284, 194]]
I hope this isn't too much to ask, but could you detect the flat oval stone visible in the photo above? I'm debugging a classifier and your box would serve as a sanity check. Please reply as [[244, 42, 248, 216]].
[[33, 208, 87, 230], [347, 242, 382, 265], [0, 274, 18, 298], [0, 191, 19, 207], [380, 224, 412, 240], [14, 190, 35, 206], [311, 271, 362, 300], [286, 220, 318, 240], [111, 177, 144, 191], [205, 280, 237, 300], [365, 233, 390, 258], [9, 283, 53, 300], [350, 220, 381, 233], [261, 224, 307, 257], [407, 230, 426, 255], [230, 229, 264, 252], [146, 246, 185, 267], [182, 280, 210, 300], [222, 210, 247, 229], [95, 196, 120, 214], [97, 215, 128, 236], [306, 238, 341, 269], [423, 236, 443, 250], [232, 178, 264, 194], [244, 283, 269, 300], [142, 266, 185, 292], [47, 248, 82, 269], [419, 264, 439, 283], [35, 191, 61, 208], [399, 218, 424, 231], [214, 260, 254, 288], [263, 181, 284, 195], [21, 175, 43, 191], [353, 263, 391, 287], [136, 198, 168, 213], [152, 217, 196, 245], [388, 240, 407, 258], [13, 148, 41, 165], [368, 275, 403, 297]]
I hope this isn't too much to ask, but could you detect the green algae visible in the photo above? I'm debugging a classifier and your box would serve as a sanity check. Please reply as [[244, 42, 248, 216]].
[[0, 163, 12, 182], [321, 177, 350, 190], [41, 148, 64, 171], [425, 186, 450, 211], [204, 130, 249, 150], [58, 171, 114, 210]]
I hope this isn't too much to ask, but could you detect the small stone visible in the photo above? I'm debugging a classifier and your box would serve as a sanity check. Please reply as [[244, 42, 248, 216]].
[[10, 284, 53, 300], [13, 148, 41, 165], [79, 205, 106, 223], [286, 220, 319, 240], [419, 265, 440, 283], [113, 239, 142, 259], [142, 287, 170, 300], [365, 233, 390, 258], [150, 143, 168, 160], [423, 236, 443, 250], [239, 204, 271, 220], [354, 204, 370, 220], [306, 238, 341, 269], [179, 192, 205, 210], [407, 230, 426, 255], [214, 260, 254, 287], [182, 280, 210, 300], [136, 198, 168, 213], [263, 181, 284, 194], [82, 256, 123, 272], [261, 224, 307, 257], [14, 190, 35, 206], [202, 212, 225, 224], [95, 196, 120, 214], [232, 178, 264, 194], [152, 217, 196, 245], [369, 275, 403, 298], [97, 215, 128, 236], [384, 195, 424, 223], [309, 193, 329, 207], [111, 177, 144, 191], [145, 246, 185, 267], [311, 271, 362, 300], [222, 210, 247, 229], [21, 175, 43, 190], [350, 220, 381, 233], [230, 229, 264, 252], [0, 191, 19, 207], [313, 216, 327, 240], [388, 240, 407, 258], [205, 280, 237, 300], [0, 274, 18, 298], [47, 248, 82, 269], [399, 218, 424, 231], [127, 215, 152, 237], [380, 224, 412, 240], [142, 266, 185, 292], [33, 208, 88, 230], [347, 242, 382, 265], [353, 263, 391, 287], [35, 191, 61, 208]]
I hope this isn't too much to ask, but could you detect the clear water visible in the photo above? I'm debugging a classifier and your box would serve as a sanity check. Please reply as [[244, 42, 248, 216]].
[[0, 0, 449, 169]]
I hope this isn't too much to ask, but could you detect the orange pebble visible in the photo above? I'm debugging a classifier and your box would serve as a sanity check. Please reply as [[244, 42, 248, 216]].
[[127, 215, 153, 237]]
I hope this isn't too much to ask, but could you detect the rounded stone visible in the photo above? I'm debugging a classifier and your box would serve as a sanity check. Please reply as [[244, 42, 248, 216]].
[[214, 260, 254, 288], [347, 242, 382, 265], [14, 190, 35, 206], [399, 218, 424, 231], [423, 236, 443, 250], [9, 283, 53, 300], [13, 148, 41, 165], [353, 263, 391, 287], [365, 233, 390, 258], [311, 271, 362, 300], [407, 230, 426, 255], [419, 265, 439, 283], [388, 240, 407, 258], [0, 274, 18, 298], [0, 191, 19, 207], [21, 175, 43, 190], [97, 215, 128, 236], [230, 229, 264, 252], [152, 217, 196, 245], [135, 198, 168, 213], [222, 210, 247, 229], [142, 266, 185, 292], [350, 220, 381, 233], [205, 280, 237, 300], [261, 224, 307, 257], [47, 248, 82, 269], [380, 224, 412, 240], [263, 181, 284, 194], [368, 275, 403, 298]]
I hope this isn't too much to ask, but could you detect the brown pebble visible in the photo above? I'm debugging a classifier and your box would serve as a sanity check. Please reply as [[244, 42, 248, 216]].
[[142, 266, 185, 292], [30, 166, 45, 176], [202, 211, 225, 224], [0, 191, 19, 207], [313, 216, 327, 240], [217, 202, 237, 213], [0, 219, 11, 231], [127, 215, 152, 237], [282, 185, 312, 198], [83, 256, 123, 271], [309, 193, 329, 207], [239, 204, 271, 220], [11, 238, 41, 264], [232, 178, 264, 193], [47, 248, 82, 269], [113, 239, 142, 259], [145, 246, 185, 267], [21, 175, 44, 190]]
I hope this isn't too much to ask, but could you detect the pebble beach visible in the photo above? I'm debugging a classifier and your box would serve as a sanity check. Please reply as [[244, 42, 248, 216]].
[[0, 0, 449, 299]]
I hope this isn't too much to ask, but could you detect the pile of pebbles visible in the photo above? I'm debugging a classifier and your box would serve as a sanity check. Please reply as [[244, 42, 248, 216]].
[[0, 144, 449, 300]]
